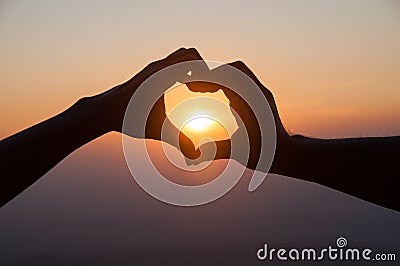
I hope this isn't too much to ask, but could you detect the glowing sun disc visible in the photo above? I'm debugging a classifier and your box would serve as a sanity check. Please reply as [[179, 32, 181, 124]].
[[186, 116, 213, 131]]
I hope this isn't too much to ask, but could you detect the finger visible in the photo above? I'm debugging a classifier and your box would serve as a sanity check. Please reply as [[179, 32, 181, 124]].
[[182, 48, 210, 78], [213, 139, 231, 160], [154, 47, 192, 67], [162, 48, 211, 87], [228, 61, 281, 128], [205, 60, 276, 116], [145, 95, 167, 140], [228, 61, 261, 85], [185, 63, 238, 99], [144, 49, 207, 142], [186, 81, 222, 93], [146, 50, 210, 91], [178, 131, 201, 160], [130, 48, 201, 86], [165, 48, 211, 85], [228, 61, 275, 101], [186, 139, 231, 165], [151, 47, 205, 73], [187, 60, 262, 94]]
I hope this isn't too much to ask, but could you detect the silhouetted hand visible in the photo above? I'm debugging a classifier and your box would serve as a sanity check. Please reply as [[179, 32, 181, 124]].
[[186, 60, 400, 211], [91, 48, 205, 159], [0, 48, 207, 206], [186, 61, 291, 172]]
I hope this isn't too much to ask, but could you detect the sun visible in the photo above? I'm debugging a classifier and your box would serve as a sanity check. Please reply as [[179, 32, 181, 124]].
[[186, 116, 213, 131]]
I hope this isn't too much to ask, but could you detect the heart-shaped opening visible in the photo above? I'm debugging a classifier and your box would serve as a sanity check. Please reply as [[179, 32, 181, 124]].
[[164, 82, 238, 149]]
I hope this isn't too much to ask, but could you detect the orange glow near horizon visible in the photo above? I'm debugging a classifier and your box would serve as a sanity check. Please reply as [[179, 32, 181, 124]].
[[1, 1, 399, 140]]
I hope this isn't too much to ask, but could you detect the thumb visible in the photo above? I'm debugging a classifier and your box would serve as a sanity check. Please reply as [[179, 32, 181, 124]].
[[185, 139, 231, 166], [178, 131, 201, 160]]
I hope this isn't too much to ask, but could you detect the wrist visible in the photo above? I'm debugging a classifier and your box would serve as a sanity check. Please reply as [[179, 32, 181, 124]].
[[274, 134, 329, 183], [72, 96, 112, 137], [270, 134, 305, 177]]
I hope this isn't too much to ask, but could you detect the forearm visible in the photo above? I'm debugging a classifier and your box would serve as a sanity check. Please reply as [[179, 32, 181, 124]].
[[0, 97, 109, 207], [273, 135, 400, 211]]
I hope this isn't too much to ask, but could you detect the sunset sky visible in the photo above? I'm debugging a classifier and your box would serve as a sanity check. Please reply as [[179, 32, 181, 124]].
[[1, 2, 400, 264], [1, 0, 399, 139]]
